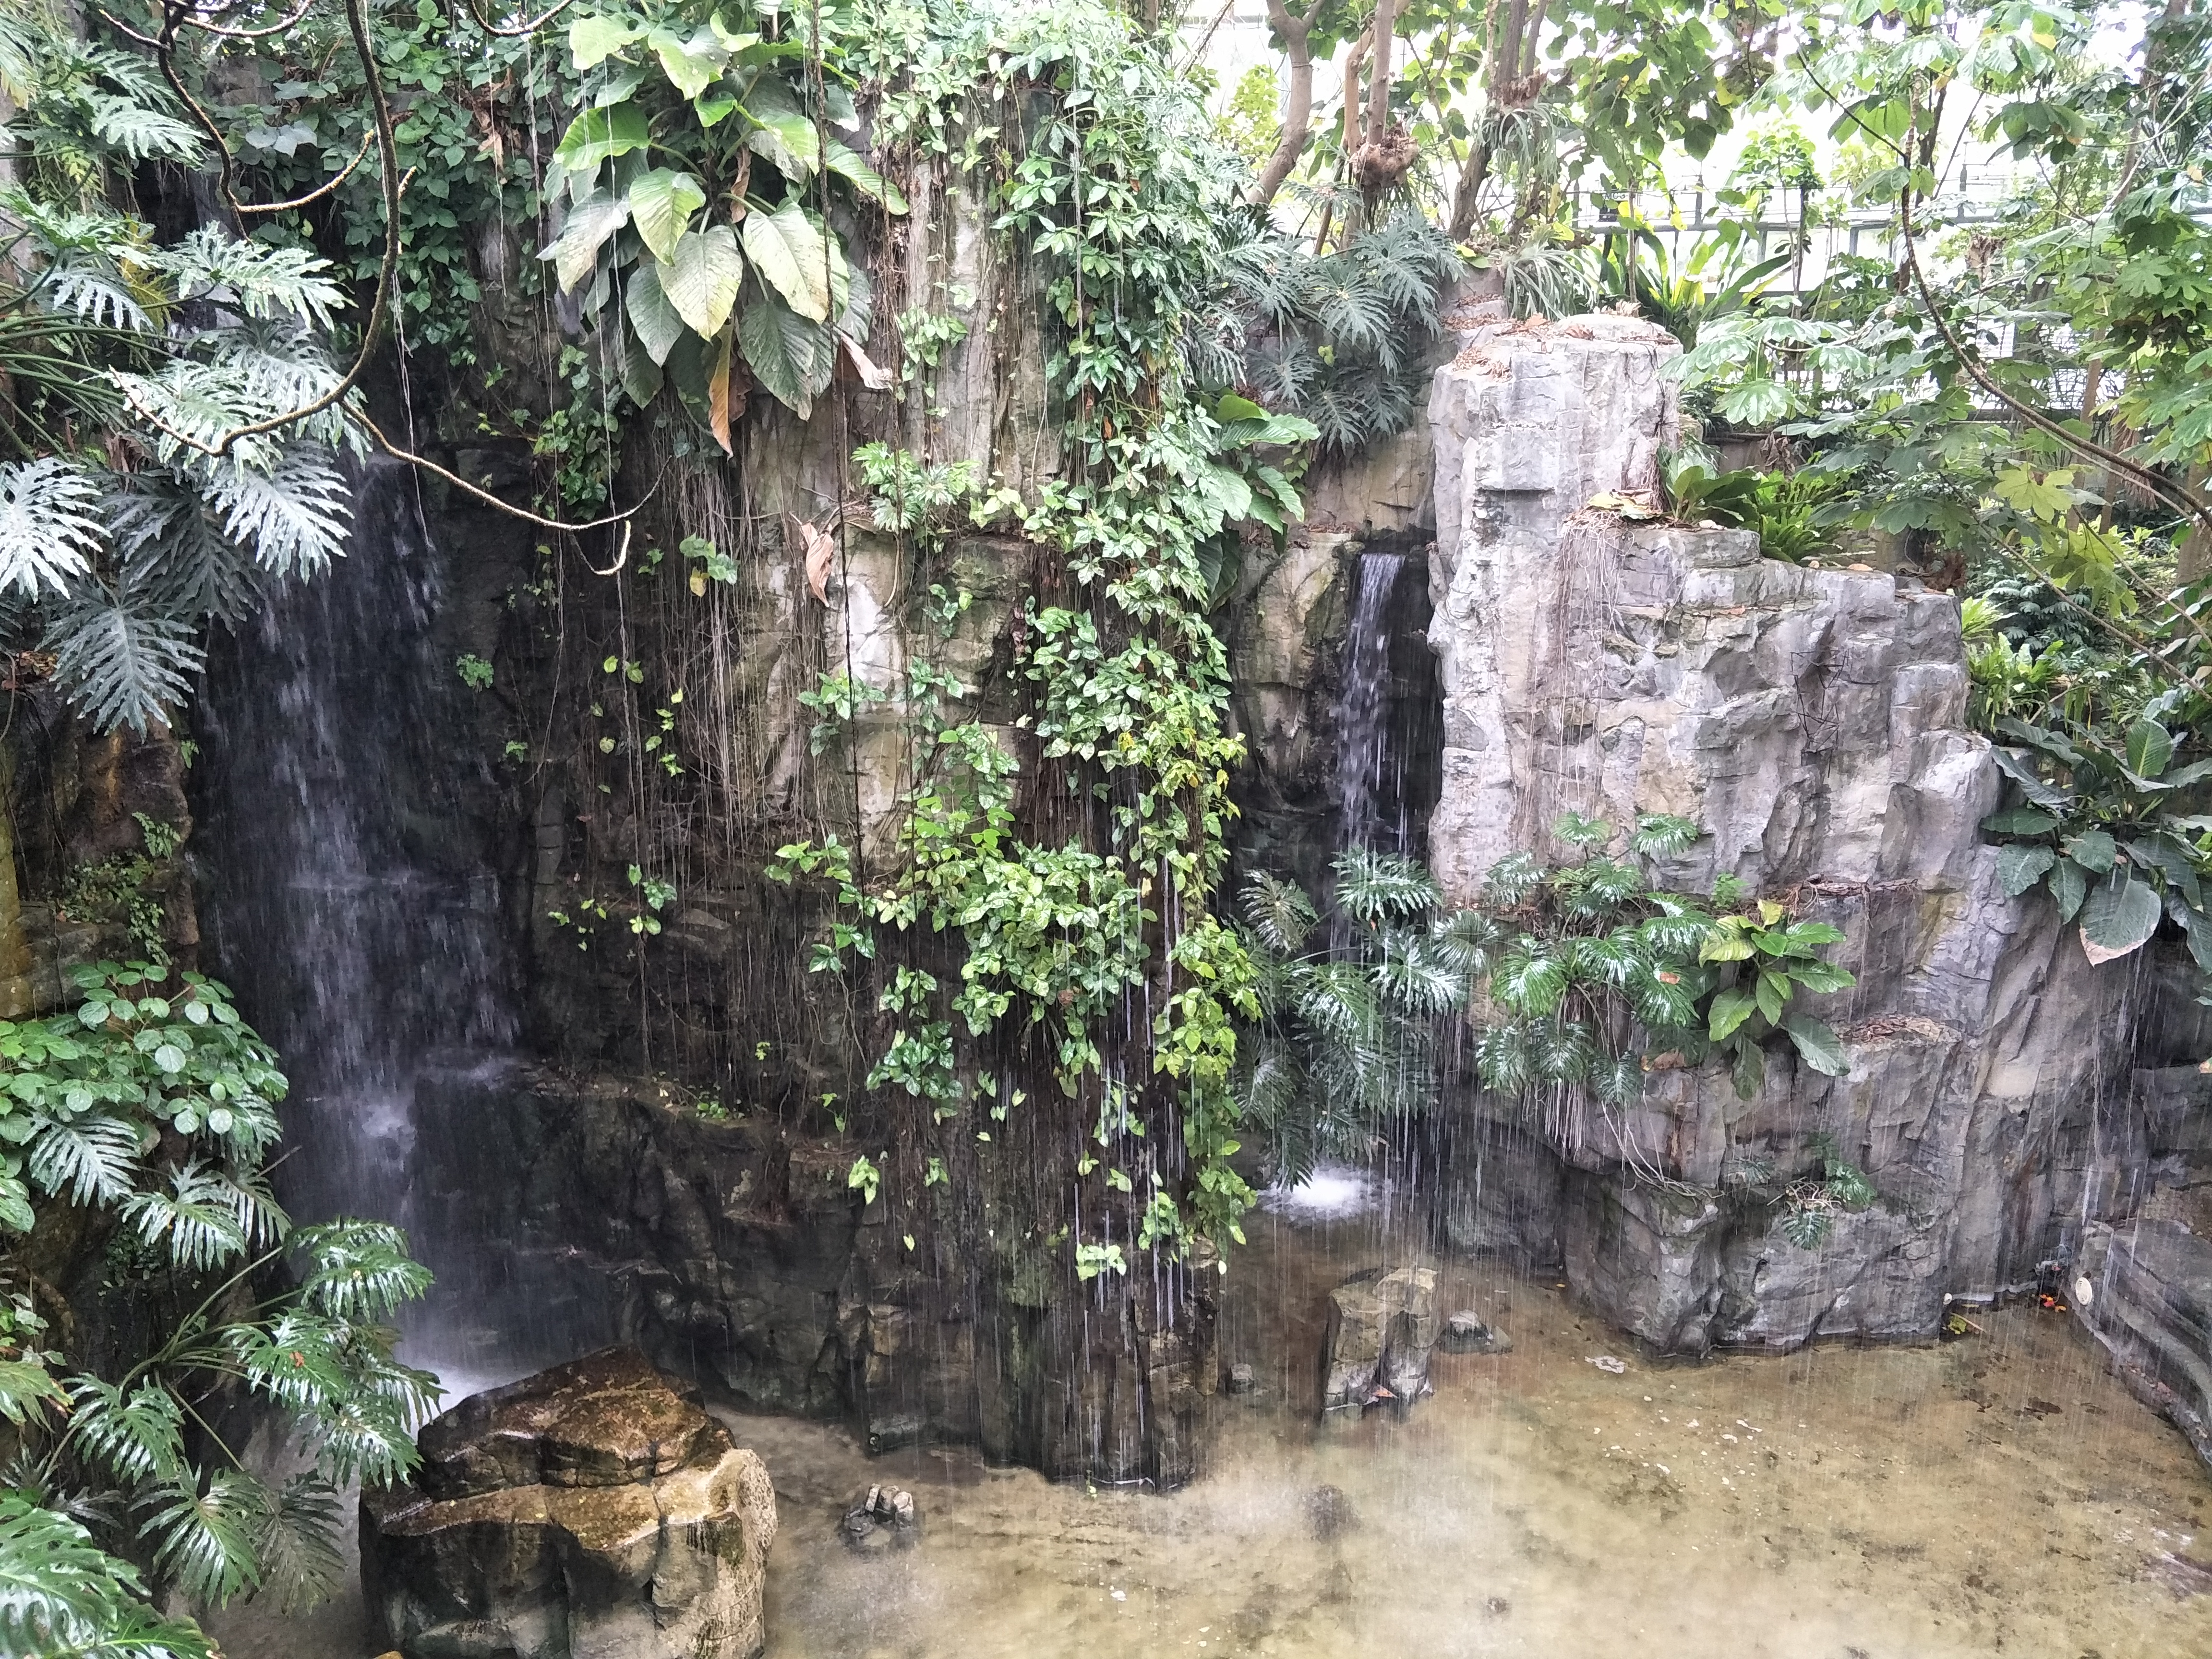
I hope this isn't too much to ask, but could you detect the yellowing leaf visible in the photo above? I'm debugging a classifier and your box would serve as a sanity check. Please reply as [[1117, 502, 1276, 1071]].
[[1991, 466, 2074, 521], [660, 225, 745, 338], [740, 198, 830, 323], [627, 169, 706, 264]]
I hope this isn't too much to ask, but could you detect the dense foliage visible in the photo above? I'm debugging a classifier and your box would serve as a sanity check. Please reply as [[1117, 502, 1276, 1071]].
[[1237, 817, 1858, 1189], [0, 964, 435, 1659]]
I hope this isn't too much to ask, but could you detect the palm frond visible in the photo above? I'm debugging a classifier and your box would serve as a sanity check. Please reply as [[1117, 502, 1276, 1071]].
[[291, 1220, 434, 1322], [120, 1162, 252, 1273], [1333, 846, 1442, 925], [0, 1493, 215, 1659], [246, 1475, 342, 1616]]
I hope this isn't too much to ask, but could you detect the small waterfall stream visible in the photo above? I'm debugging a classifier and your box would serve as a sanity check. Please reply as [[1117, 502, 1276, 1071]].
[[1333, 547, 1439, 856], [193, 461, 600, 1388]]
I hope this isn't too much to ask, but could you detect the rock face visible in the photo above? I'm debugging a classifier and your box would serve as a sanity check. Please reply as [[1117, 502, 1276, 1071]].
[[362, 1348, 777, 1659], [2076, 1220, 2212, 1472], [1424, 311, 2212, 1354], [1321, 1266, 1440, 1411]]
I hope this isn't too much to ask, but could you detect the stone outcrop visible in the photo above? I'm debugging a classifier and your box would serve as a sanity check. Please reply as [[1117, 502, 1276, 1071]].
[[2075, 1219, 2212, 1473], [361, 1348, 777, 1659], [1321, 1266, 1439, 1411], [1424, 309, 2212, 1356]]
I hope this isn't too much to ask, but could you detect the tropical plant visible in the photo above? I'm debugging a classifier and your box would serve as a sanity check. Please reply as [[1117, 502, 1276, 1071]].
[[1594, 222, 1791, 349], [0, 962, 437, 1654], [0, 5, 359, 734], [539, 2, 899, 434], [1235, 814, 1860, 1188], [1191, 211, 1461, 456], [1981, 702, 2212, 971]]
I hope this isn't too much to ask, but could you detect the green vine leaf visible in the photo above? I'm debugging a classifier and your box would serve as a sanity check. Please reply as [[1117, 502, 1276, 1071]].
[[569, 15, 642, 71], [737, 289, 826, 417], [1780, 1013, 1851, 1078], [825, 139, 909, 213], [2050, 855, 2089, 921], [1996, 843, 2056, 896]]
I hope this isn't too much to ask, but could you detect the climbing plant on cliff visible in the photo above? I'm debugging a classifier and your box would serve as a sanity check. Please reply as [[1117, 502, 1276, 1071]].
[[0, 962, 438, 1657], [770, 0, 1328, 1272]]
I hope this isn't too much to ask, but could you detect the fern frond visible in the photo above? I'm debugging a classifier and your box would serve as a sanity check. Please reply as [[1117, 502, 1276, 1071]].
[[46, 589, 205, 733], [0, 457, 106, 596]]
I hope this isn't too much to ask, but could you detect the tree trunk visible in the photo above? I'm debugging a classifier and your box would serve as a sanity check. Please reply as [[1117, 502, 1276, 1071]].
[[1364, 0, 1396, 151], [1250, 0, 1327, 208]]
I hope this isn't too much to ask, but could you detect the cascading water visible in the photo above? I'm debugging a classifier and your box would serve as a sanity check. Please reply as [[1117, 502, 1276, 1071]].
[[192, 460, 604, 1388], [1332, 547, 1439, 857]]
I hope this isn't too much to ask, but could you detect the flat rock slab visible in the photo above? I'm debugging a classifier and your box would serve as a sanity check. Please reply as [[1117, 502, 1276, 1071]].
[[363, 1346, 777, 1659]]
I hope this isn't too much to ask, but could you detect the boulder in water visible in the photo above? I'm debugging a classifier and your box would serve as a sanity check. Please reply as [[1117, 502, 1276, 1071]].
[[840, 1482, 918, 1551], [361, 1346, 777, 1659], [1321, 1265, 1439, 1412]]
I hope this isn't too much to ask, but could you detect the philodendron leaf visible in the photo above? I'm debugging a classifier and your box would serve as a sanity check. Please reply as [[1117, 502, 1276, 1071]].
[[2124, 719, 2174, 779], [745, 108, 821, 180], [737, 289, 827, 418], [628, 169, 706, 264], [740, 199, 830, 323], [1996, 843, 2056, 897], [2062, 828, 2116, 873], [551, 104, 649, 173], [625, 262, 685, 365], [569, 15, 642, 70], [1708, 986, 1756, 1042], [1981, 805, 2059, 836], [2050, 855, 2089, 921], [648, 24, 727, 100], [539, 189, 631, 294], [1730, 1036, 1766, 1101], [2080, 874, 2162, 965], [1780, 1012, 1851, 1078], [824, 139, 908, 213], [659, 226, 746, 338]]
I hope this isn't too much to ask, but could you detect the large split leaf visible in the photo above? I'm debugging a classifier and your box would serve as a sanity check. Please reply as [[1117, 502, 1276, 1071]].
[[659, 226, 746, 339], [2079, 873, 2161, 964], [627, 169, 706, 264], [740, 199, 830, 323]]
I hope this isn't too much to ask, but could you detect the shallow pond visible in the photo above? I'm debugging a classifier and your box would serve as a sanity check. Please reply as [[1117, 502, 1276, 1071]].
[[209, 1192, 2212, 1659]]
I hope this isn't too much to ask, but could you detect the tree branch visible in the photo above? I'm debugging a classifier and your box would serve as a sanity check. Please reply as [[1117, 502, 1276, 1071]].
[[1249, 0, 1326, 208]]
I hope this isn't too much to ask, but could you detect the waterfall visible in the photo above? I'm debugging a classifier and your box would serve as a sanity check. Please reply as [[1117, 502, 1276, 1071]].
[[192, 461, 599, 1387], [1334, 547, 1439, 856]]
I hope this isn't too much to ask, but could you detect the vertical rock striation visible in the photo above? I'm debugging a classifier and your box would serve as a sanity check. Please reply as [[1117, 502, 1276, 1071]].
[[1423, 309, 2207, 1359]]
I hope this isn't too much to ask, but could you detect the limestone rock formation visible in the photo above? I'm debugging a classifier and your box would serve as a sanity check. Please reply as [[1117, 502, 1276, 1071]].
[[1321, 1266, 1440, 1411], [1424, 311, 2212, 1355], [361, 1347, 777, 1659]]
